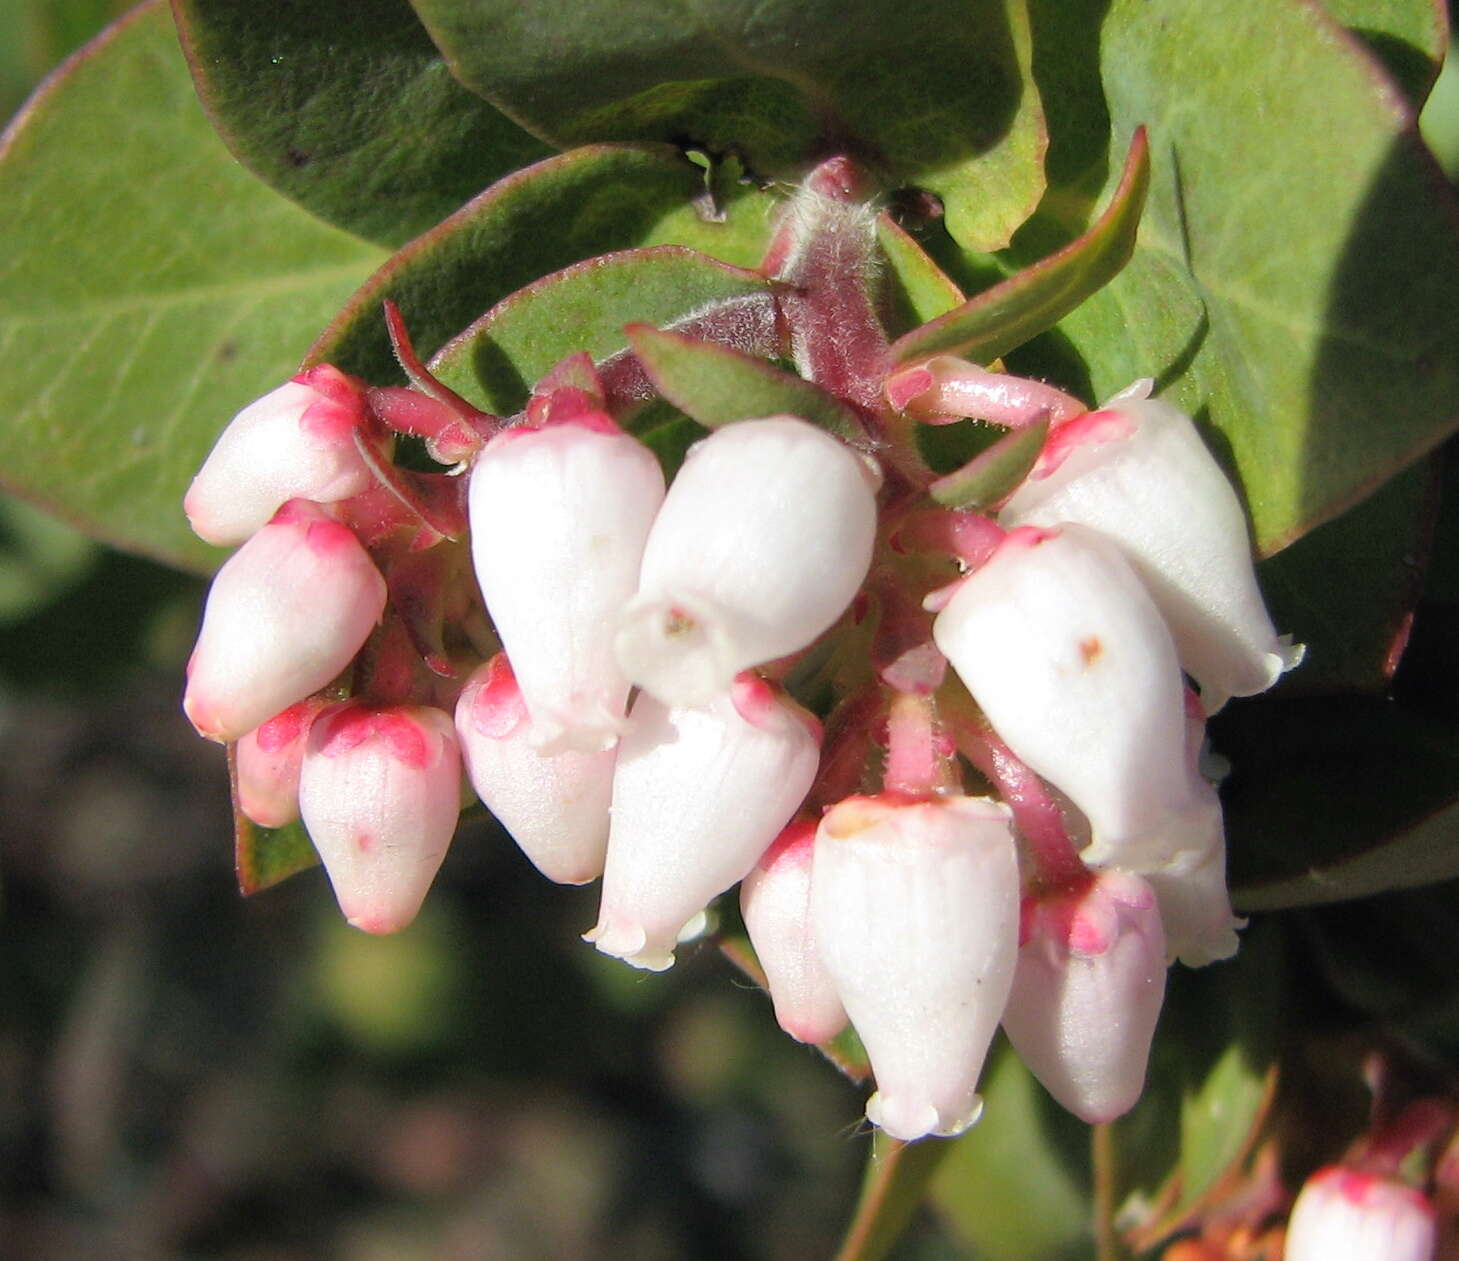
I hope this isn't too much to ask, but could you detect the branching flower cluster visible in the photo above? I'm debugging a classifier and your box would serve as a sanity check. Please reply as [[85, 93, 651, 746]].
[[182, 159, 1302, 1143]]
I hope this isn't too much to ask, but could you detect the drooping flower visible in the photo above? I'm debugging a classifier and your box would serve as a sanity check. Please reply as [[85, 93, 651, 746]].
[[1000, 393, 1302, 713], [234, 699, 324, 829], [811, 793, 1020, 1142], [1000, 871, 1167, 1123], [1136, 805, 1244, 966], [467, 412, 665, 752], [184, 366, 372, 547], [933, 523, 1212, 871], [454, 654, 614, 885], [740, 819, 848, 1045], [586, 674, 821, 971], [1284, 1166, 1437, 1261], [299, 701, 462, 934], [184, 500, 387, 744], [615, 417, 879, 707]]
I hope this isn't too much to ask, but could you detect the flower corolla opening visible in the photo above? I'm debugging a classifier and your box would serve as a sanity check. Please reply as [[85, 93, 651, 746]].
[[615, 417, 878, 708]]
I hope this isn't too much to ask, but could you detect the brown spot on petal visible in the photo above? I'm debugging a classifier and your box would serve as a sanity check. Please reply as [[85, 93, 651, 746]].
[[1078, 636, 1103, 666]]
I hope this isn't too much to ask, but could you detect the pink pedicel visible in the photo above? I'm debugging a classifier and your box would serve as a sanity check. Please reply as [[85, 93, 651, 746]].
[[740, 819, 848, 1045], [885, 357, 1086, 428], [1284, 1166, 1436, 1261], [812, 793, 1020, 1141], [455, 656, 615, 885], [184, 369, 372, 546], [299, 702, 462, 934], [235, 699, 324, 829], [1001, 871, 1166, 1124], [183, 501, 387, 744]]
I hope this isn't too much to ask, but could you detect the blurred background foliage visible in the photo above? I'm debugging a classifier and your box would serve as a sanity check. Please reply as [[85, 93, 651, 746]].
[[4, 2, 1459, 1259]]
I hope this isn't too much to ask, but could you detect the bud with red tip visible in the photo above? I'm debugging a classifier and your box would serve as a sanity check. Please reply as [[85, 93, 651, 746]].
[[1000, 392, 1302, 713], [454, 654, 614, 885], [184, 500, 387, 744], [812, 793, 1020, 1141], [184, 366, 371, 546], [586, 674, 821, 971], [468, 413, 665, 752], [1284, 1166, 1437, 1261], [615, 418, 879, 707], [740, 819, 848, 1045], [235, 699, 324, 829], [1001, 870, 1167, 1123], [299, 702, 462, 934]]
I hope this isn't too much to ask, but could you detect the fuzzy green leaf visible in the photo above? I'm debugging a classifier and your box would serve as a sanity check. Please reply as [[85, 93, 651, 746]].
[[927, 418, 1049, 510]]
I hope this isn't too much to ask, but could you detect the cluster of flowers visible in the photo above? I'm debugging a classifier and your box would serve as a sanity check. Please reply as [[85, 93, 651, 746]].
[[182, 311, 1300, 1144]]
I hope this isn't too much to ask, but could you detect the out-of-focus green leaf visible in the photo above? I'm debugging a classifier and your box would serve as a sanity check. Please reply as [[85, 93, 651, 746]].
[[1321, 0, 1447, 103], [1223, 696, 1459, 910], [887, 129, 1148, 367], [1036, 0, 1459, 555], [627, 324, 868, 442], [0, 2, 387, 574], [307, 144, 776, 383], [426, 247, 773, 415], [0, 494, 95, 626], [172, 0, 552, 247], [932, 1042, 1092, 1261], [410, 0, 1046, 252]]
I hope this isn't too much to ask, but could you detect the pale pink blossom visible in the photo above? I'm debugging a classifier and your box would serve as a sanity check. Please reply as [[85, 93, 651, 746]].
[[1285, 1166, 1436, 1261], [235, 699, 322, 828]]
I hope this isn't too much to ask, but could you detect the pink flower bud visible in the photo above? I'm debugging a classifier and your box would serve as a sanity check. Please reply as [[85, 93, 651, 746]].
[[932, 524, 1212, 871], [1001, 871, 1166, 1123], [184, 367, 371, 546], [1285, 1167, 1436, 1261], [1000, 394, 1303, 713], [299, 702, 462, 934], [454, 654, 614, 885], [586, 675, 821, 971], [740, 820, 848, 1044], [615, 418, 879, 707], [235, 700, 322, 828], [812, 794, 1019, 1141], [184, 501, 387, 743], [467, 417, 665, 752]]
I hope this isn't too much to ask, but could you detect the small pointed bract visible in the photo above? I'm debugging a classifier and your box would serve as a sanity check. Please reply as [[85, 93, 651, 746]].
[[812, 793, 1020, 1142], [933, 524, 1211, 870], [184, 366, 372, 546], [1000, 394, 1302, 712], [235, 699, 323, 829], [587, 675, 821, 971], [299, 702, 462, 934], [616, 417, 879, 707], [468, 413, 665, 752], [740, 819, 848, 1045], [184, 501, 386, 744], [455, 654, 614, 885], [1284, 1167, 1437, 1261], [1001, 871, 1167, 1123]]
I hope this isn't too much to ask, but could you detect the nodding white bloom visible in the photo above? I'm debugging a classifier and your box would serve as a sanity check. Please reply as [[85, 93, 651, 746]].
[[468, 413, 665, 753], [934, 524, 1215, 871], [615, 417, 879, 708], [586, 675, 821, 972], [1000, 871, 1166, 1123], [1285, 1166, 1437, 1261], [740, 819, 848, 1045], [1135, 801, 1244, 966], [812, 793, 1019, 1142], [299, 702, 462, 934], [455, 654, 614, 885], [184, 366, 372, 546], [235, 700, 323, 829], [184, 501, 387, 744], [1000, 393, 1302, 713]]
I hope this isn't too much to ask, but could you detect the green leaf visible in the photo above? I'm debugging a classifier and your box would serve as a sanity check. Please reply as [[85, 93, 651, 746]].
[[426, 247, 775, 415], [307, 143, 776, 383], [171, 0, 552, 247], [875, 214, 966, 332], [231, 741, 319, 894], [887, 128, 1149, 367], [833, 1132, 955, 1261], [932, 1042, 1093, 1261], [1038, 0, 1459, 555], [1320, 0, 1448, 103], [409, 0, 1046, 251], [928, 418, 1048, 510], [626, 324, 869, 442], [0, 2, 387, 574], [1222, 696, 1459, 910], [0, 493, 96, 626]]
